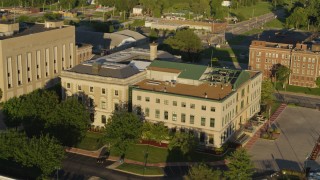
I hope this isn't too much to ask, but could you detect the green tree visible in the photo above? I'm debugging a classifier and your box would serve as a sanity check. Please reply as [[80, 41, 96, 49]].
[[164, 29, 202, 62], [168, 132, 198, 155], [0, 131, 65, 178], [286, 7, 308, 28], [142, 121, 168, 144], [46, 97, 90, 146], [261, 80, 274, 106], [149, 29, 159, 42], [315, 77, 320, 88], [187, 163, 222, 180], [225, 148, 254, 180], [104, 111, 143, 156], [275, 64, 291, 89]]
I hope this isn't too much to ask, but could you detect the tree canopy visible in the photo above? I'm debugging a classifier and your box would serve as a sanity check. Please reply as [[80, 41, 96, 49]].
[[168, 132, 198, 155], [275, 64, 291, 89], [225, 148, 254, 180], [261, 80, 274, 106], [0, 130, 65, 178], [187, 163, 222, 180], [104, 111, 143, 156], [2, 89, 90, 146], [164, 29, 202, 62], [142, 121, 168, 144]]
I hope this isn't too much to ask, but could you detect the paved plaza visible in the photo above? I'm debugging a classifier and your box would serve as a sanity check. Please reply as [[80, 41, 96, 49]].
[[249, 106, 320, 173]]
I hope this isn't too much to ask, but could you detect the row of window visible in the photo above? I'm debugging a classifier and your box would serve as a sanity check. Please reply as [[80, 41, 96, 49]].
[[146, 108, 216, 127], [66, 83, 119, 96], [137, 96, 216, 112]]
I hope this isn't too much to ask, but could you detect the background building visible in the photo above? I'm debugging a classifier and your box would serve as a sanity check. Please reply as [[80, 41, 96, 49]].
[[131, 60, 262, 148], [0, 21, 77, 102], [249, 40, 320, 87], [60, 59, 146, 128]]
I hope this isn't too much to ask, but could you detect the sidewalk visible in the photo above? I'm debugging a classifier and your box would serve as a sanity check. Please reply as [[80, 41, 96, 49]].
[[244, 103, 287, 150]]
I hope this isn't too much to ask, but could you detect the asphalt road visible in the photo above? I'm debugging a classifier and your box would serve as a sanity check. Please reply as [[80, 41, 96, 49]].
[[61, 153, 153, 180], [275, 92, 320, 109]]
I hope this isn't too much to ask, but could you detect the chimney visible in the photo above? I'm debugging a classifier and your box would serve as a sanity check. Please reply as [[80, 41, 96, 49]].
[[92, 62, 101, 74], [150, 42, 158, 61]]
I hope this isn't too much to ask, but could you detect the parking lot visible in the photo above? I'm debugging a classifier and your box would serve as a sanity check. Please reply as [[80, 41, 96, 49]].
[[249, 106, 320, 173]]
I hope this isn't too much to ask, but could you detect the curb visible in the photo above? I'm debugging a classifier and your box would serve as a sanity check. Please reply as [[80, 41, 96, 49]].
[[111, 168, 164, 177]]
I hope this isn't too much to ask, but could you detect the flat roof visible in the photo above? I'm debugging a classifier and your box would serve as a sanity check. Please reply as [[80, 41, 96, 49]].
[[148, 60, 207, 80], [0, 23, 68, 40], [133, 79, 233, 101]]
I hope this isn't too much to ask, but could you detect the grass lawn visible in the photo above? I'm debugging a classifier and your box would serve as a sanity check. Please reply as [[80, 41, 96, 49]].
[[264, 18, 285, 29], [75, 131, 104, 151], [202, 47, 248, 63], [117, 163, 164, 175], [276, 83, 320, 96], [110, 144, 225, 163], [231, 2, 273, 20]]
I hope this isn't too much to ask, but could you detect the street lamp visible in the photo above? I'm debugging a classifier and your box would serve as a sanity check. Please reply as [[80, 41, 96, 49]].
[[55, 166, 60, 180]]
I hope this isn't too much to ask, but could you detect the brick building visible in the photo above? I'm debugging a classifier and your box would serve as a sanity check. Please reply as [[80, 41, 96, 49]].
[[249, 40, 320, 87]]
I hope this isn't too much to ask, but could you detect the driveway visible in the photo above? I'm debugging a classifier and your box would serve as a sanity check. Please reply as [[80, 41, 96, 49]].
[[249, 106, 320, 173]]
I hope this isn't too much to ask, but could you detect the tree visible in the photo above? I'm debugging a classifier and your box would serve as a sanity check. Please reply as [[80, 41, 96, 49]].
[[0, 130, 65, 178], [286, 7, 308, 28], [261, 80, 274, 106], [104, 111, 143, 156], [164, 29, 202, 62], [187, 163, 222, 180], [46, 97, 90, 146], [149, 29, 159, 42], [275, 64, 291, 89], [168, 132, 198, 155], [225, 148, 254, 180], [315, 77, 320, 88], [142, 121, 168, 144]]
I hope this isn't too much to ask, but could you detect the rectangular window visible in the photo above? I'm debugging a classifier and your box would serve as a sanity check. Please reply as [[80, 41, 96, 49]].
[[211, 107, 216, 112], [145, 97, 150, 102], [156, 98, 160, 103], [210, 118, 215, 127], [201, 117, 206, 126], [78, 85, 82, 91], [101, 101, 106, 109], [181, 113, 186, 123], [155, 109, 160, 118], [67, 83, 70, 89], [190, 115, 194, 124], [201, 105, 206, 111], [90, 86, 94, 92], [145, 108, 149, 117], [101, 115, 106, 124], [164, 100, 169, 105], [181, 102, 186, 107], [102, 88, 106, 94], [164, 111, 168, 120], [36, 50, 41, 79], [190, 104, 195, 109], [115, 90, 119, 96], [172, 112, 177, 121], [173, 101, 177, 106], [137, 96, 141, 101]]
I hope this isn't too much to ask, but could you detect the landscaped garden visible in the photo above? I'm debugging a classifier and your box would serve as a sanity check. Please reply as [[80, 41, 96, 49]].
[[276, 83, 320, 96], [75, 131, 104, 151], [201, 47, 248, 63]]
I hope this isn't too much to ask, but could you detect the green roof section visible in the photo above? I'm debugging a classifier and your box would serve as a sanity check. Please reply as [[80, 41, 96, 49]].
[[233, 71, 250, 89], [149, 60, 207, 80]]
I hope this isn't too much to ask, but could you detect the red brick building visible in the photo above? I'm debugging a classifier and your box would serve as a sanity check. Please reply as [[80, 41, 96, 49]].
[[249, 40, 320, 87]]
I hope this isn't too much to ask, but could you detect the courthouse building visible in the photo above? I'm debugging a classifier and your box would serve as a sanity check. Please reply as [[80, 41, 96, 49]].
[[131, 60, 262, 148], [0, 21, 78, 102]]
